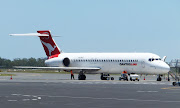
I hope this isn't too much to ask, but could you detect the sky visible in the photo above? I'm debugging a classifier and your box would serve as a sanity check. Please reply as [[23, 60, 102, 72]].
[[0, 0, 180, 62]]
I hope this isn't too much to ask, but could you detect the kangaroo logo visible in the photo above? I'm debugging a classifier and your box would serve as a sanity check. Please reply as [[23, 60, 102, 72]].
[[40, 40, 56, 56]]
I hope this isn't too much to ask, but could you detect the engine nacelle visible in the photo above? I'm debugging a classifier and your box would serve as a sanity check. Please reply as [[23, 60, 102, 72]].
[[63, 57, 70, 67]]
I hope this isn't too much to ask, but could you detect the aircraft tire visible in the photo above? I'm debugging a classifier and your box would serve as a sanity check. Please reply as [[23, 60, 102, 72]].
[[78, 75, 86, 80], [172, 82, 176, 86], [157, 77, 162, 81], [130, 77, 132, 81]]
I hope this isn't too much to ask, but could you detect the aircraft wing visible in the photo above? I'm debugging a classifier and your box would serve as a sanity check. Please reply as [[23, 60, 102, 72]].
[[13, 66, 101, 70]]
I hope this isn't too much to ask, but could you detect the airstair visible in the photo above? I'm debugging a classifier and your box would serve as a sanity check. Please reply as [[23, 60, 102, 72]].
[[169, 59, 180, 81]]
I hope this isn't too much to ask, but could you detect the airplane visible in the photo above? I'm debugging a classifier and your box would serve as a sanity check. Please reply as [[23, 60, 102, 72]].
[[10, 30, 170, 81]]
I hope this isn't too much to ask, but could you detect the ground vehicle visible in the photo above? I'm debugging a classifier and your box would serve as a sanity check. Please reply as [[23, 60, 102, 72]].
[[119, 74, 128, 81], [130, 74, 139, 81], [101, 73, 114, 80]]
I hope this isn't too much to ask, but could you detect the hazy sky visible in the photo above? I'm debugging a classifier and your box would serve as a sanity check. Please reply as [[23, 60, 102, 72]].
[[1, 0, 180, 62]]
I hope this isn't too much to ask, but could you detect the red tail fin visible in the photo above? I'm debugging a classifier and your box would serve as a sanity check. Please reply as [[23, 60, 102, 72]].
[[37, 30, 60, 58]]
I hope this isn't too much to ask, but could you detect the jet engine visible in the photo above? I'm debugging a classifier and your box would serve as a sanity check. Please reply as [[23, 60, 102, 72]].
[[63, 57, 70, 67]]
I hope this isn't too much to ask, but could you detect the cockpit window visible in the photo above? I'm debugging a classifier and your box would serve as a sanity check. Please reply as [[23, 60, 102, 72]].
[[148, 58, 161, 62]]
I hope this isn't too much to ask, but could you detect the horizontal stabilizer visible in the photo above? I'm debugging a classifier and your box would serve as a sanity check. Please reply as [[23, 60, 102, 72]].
[[9, 33, 49, 36], [9, 33, 60, 37]]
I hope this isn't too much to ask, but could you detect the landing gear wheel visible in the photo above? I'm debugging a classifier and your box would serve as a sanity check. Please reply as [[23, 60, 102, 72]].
[[172, 82, 176, 86], [101, 73, 107, 80], [78, 75, 86, 80], [78, 71, 86, 80], [157, 76, 162, 81]]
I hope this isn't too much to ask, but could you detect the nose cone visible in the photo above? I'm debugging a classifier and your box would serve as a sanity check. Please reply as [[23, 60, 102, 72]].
[[152, 61, 170, 74], [160, 62, 170, 74]]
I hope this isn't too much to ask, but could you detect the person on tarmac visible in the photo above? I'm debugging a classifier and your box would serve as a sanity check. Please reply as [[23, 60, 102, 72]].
[[71, 70, 75, 80]]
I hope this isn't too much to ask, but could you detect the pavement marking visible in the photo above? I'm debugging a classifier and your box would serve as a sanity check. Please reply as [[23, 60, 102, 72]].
[[160, 83, 165, 84], [11, 94, 21, 96], [32, 99, 38, 101], [8, 100, 17, 102], [47, 95, 180, 103], [162, 101, 180, 103], [161, 87, 180, 90], [166, 92, 180, 94], [59, 81, 170, 85], [23, 95, 31, 97], [22, 99, 30, 101], [137, 91, 158, 93], [143, 83, 148, 84]]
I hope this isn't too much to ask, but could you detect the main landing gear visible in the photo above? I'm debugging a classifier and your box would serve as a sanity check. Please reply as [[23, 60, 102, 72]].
[[78, 71, 86, 80], [101, 73, 114, 80], [157, 74, 162, 81]]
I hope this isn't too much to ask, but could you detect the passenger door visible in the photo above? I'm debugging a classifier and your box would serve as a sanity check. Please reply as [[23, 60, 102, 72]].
[[141, 60, 145, 68]]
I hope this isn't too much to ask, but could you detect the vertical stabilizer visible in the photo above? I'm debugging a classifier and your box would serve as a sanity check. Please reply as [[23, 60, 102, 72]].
[[37, 30, 61, 58]]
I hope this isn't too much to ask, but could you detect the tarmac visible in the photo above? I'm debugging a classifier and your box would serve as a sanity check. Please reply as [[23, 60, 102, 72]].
[[0, 72, 180, 108]]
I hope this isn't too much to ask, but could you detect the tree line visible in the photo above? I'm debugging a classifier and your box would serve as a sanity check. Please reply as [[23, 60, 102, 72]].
[[0, 57, 46, 68]]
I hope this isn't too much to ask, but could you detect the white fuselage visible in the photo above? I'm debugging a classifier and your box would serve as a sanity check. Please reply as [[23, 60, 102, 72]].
[[45, 53, 170, 74]]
